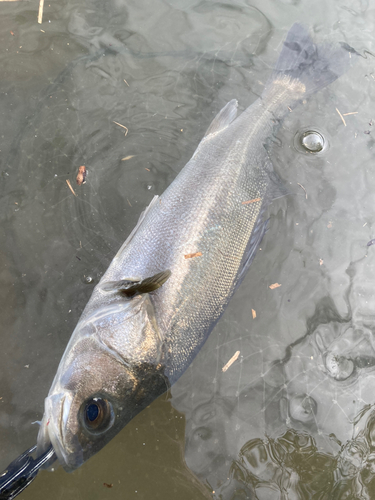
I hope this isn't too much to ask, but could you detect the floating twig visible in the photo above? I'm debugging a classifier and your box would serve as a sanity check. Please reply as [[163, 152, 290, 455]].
[[66, 179, 77, 197], [242, 197, 261, 205], [252, 309, 256, 319], [297, 183, 307, 199], [121, 155, 134, 161], [113, 121, 128, 136], [342, 111, 358, 116], [37, 0, 44, 24], [123, 79, 129, 87], [184, 252, 202, 259], [222, 351, 240, 372], [336, 108, 346, 126]]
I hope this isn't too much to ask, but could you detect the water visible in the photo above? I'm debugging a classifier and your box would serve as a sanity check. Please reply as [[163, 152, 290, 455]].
[[0, 0, 374, 498]]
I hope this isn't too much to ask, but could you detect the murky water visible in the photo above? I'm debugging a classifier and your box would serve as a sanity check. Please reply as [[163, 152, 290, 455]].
[[1, 0, 375, 499]]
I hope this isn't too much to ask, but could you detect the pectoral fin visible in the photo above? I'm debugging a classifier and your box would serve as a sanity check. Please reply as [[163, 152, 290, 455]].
[[101, 270, 171, 297]]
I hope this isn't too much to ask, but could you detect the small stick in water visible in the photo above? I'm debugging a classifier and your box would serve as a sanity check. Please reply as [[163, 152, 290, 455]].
[[113, 121, 129, 136], [66, 179, 77, 197], [242, 197, 261, 205], [297, 183, 307, 199], [336, 108, 346, 127], [37, 0, 44, 24], [184, 252, 202, 259], [222, 351, 240, 372]]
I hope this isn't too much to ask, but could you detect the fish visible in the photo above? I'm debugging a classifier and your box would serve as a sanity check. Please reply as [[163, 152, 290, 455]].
[[36, 24, 355, 471]]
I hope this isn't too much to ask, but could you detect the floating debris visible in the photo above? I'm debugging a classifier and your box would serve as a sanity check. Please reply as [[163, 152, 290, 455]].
[[364, 130, 371, 135], [367, 239, 375, 247], [319, 259, 324, 265], [66, 179, 77, 197], [297, 183, 307, 199], [37, 0, 44, 23], [269, 283, 281, 290], [113, 121, 128, 136], [76, 166, 87, 185], [336, 108, 346, 127], [242, 197, 261, 205], [222, 351, 240, 372], [184, 252, 202, 259], [103, 483, 113, 488]]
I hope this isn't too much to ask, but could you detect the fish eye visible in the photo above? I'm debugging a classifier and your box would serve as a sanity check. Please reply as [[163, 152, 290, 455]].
[[82, 397, 114, 434]]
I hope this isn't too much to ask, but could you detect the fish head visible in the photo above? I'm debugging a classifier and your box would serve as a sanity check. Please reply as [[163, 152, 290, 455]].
[[37, 289, 168, 471]]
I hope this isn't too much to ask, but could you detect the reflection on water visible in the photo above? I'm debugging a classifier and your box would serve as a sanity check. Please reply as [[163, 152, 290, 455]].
[[0, 0, 375, 499], [216, 407, 375, 499]]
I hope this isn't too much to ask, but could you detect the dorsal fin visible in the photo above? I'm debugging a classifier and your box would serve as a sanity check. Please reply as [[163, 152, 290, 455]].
[[203, 99, 238, 138]]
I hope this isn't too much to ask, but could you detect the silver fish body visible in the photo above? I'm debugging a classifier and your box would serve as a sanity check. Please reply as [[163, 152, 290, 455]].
[[37, 24, 354, 470]]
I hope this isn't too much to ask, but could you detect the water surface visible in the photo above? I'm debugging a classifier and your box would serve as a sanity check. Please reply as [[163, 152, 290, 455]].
[[0, 0, 375, 498]]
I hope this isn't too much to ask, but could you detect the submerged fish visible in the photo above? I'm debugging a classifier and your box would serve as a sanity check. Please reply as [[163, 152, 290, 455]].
[[37, 24, 355, 471]]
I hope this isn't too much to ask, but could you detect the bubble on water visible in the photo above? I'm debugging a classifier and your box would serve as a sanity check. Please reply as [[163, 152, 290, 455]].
[[83, 275, 94, 284], [147, 184, 152, 190], [325, 351, 354, 381], [294, 128, 328, 154], [301, 130, 324, 152], [289, 394, 317, 423]]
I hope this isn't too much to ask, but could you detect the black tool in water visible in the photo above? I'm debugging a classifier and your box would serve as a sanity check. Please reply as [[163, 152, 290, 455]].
[[0, 445, 55, 499]]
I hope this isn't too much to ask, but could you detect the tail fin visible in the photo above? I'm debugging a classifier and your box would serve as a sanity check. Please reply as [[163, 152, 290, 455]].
[[265, 23, 357, 97]]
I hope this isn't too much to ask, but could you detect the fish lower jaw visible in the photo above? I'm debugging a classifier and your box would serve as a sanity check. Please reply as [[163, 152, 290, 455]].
[[37, 393, 84, 471], [38, 421, 83, 472]]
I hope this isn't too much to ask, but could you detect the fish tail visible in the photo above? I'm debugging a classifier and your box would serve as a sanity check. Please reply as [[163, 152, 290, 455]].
[[263, 23, 357, 98]]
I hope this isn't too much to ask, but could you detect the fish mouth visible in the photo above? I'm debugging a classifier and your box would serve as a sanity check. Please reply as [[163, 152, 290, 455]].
[[37, 392, 84, 471]]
